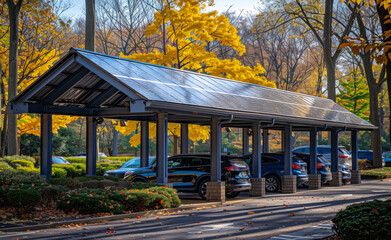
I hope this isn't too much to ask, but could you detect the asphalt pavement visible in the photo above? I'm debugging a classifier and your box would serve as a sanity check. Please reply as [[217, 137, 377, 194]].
[[1, 179, 391, 240]]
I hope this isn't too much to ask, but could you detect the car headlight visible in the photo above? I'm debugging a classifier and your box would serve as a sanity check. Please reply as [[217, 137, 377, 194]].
[[124, 171, 134, 179]]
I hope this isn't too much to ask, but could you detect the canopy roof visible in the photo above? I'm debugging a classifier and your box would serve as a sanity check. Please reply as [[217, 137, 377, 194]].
[[11, 48, 375, 130]]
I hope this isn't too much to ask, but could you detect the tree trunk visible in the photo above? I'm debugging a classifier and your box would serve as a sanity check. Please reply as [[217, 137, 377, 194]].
[[376, 0, 391, 151], [324, 0, 336, 101], [85, 0, 96, 51], [369, 85, 383, 167], [173, 135, 178, 155], [1, 109, 7, 157], [6, 0, 23, 156], [112, 129, 118, 156]]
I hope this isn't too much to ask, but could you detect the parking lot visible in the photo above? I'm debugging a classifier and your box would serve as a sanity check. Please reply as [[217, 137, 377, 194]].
[[2, 179, 390, 240]]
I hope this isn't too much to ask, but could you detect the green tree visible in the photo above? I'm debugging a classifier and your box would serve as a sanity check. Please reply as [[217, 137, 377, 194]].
[[337, 67, 370, 121]]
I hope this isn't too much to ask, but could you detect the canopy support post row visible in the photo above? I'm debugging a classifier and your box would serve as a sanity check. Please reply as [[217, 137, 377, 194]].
[[86, 116, 97, 176], [242, 128, 250, 155], [351, 130, 361, 184], [249, 122, 265, 197], [140, 121, 149, 167], [308, 127, 321, 190], [156, 113, 168, 184], [262, 129, 269, 153], [206, 117, 225, 202], [282, 125, 296, 193], [181, 123, 188, 154], [330, 128, 342, 186], [40, 114, 52, 179]]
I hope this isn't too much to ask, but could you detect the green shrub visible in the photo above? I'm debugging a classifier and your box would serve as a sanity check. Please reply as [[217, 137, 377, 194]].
[[53, 165, 81, 178], [0, 169, 45, 186], [57, 189, 125, 214], [0, 155, 35, 165], [333, 199, 391, 240], [0, 162, 11, 170], [65, 157, 86, 164], [10, 160, 35, 169], [16, 166, 39, 173], [56, 186, 181, 214], [101, 157, 132, 162], [52, 167, 67, 178], [36, 185, 69, 207], [74, 175, 119, 182], [0, 186, 8, 207], [47, 178, 83, 189], [7, 188, 42, 215]]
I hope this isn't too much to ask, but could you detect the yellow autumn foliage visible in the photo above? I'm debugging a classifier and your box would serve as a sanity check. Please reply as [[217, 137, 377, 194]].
[[0, 1, 77, 137]]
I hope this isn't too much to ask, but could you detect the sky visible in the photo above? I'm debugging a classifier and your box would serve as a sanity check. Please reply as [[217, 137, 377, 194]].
[[63, 0, 263, 20]]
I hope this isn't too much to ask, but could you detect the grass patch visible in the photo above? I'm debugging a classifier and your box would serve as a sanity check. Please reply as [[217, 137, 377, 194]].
[[361, 167, 391, 179]]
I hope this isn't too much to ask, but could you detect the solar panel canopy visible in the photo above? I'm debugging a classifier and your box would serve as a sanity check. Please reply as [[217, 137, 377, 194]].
[[11, 48, 375, 130]]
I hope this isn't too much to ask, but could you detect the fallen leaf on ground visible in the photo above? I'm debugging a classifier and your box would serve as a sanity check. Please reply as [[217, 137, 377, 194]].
[[248, 212, 255, 214], [288, 213, 295, 216]]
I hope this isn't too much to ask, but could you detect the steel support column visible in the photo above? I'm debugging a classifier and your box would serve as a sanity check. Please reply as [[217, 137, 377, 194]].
[[180, 123, 188, 154], [40, 114, 52, 179], [252, 122, 262, 178], [351, 130, 358, 171], [210, 117, 222, 182], [140, 121, 149, 167], [262, 129, 269, 153], [330, 129, 339, 172], [86, 116, 97, 176], [351, 129, 361, 184], [283, 125, 293, 175], [243, 128, 250, 155], [156, 113, 168, 184], [309, 128, 318, 174]]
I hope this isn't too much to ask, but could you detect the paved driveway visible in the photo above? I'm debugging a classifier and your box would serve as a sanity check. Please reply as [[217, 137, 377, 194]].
[[1, 179, 391, 240]]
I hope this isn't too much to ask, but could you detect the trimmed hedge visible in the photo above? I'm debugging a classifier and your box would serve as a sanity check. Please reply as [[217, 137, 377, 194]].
[[11, 160, 34, 168], [0, 169, 45, 186], [57, 186, 180, 214], [333, 199, 391, 240]]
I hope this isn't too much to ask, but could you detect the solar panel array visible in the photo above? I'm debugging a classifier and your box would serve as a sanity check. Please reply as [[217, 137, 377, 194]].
[[76, 50, 372, 128]]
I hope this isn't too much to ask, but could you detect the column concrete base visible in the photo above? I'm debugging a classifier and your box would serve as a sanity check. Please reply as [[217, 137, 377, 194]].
[[331, 172, 342, 186], [282, 175, 297, 194], [351, 170, 361, 184], [206, 181, 225, 203], [249, 178, 265, 197], [308, 174, 321, 190]]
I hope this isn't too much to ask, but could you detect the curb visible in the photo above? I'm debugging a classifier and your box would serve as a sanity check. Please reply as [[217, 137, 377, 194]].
[[0, 201, 224, 232]]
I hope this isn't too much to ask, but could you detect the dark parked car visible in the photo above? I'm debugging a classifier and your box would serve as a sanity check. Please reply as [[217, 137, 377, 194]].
[[293, 145, 352, 167], [243, 153, 309, 192], [293, 152, 332, 184], [351, 150, 385, 167], [104, 157, 156, 179], [124, 154, 251, 199]]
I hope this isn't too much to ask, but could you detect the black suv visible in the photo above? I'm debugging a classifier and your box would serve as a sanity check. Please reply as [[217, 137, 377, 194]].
[[124, 154, 251, 199]]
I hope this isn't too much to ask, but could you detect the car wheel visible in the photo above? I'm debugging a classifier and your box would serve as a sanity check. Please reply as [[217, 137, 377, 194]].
[[226, 191, 240, 198], [198, 179, 208, 199], [265, 175, 280, 192], [130, 177, 147, 183]]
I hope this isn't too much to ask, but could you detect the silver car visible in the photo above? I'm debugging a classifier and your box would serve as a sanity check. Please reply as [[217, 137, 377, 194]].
[[293, 145, 352, 167]]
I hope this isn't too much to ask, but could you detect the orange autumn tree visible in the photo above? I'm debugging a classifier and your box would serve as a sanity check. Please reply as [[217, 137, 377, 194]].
[[117, 0, 275, 151], [1, 1, 78, 151]]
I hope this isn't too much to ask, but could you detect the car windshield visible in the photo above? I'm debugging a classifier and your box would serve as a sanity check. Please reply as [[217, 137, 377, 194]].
[[339, 147, 350, 155], [52, 157, 68, 164], [317, 156, 329, 164], [124, 157, 156, 168]]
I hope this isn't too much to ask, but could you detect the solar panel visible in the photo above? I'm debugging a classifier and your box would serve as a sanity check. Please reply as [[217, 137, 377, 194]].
[[76, 49, 372, 128]]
